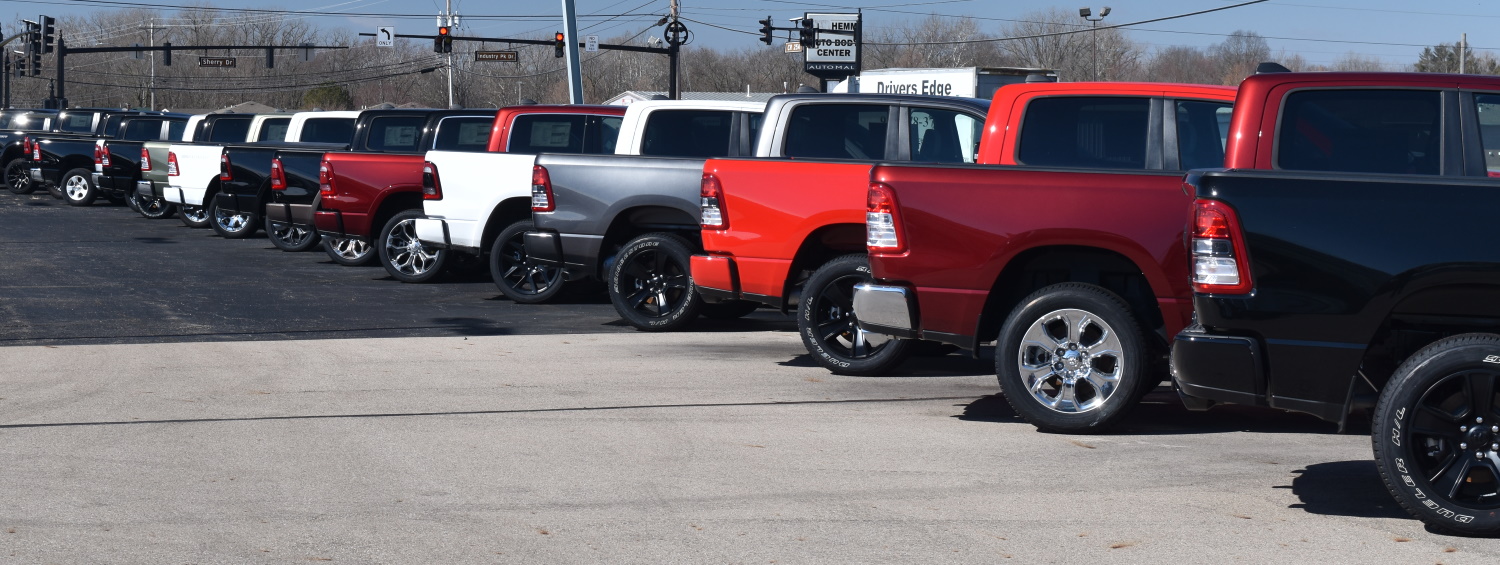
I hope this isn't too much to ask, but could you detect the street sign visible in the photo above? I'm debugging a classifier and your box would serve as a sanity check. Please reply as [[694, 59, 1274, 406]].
[[376, 26, 395, 47], [803, 12, 860, 76], [784, 41, 803, 54], [475, 50, 519, 62], [199, 56, 237, 68], [585, 35, 599, 53]]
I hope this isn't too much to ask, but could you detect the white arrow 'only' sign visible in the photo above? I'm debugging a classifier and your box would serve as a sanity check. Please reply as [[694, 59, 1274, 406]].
[[376, 26, 395, 47]]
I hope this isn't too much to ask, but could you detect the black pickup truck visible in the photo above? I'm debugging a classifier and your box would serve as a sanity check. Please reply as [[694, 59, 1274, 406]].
[[263, 108, 492, 253], [207, 115, 356, 240], [1170, 70, 1500, 536], [2, 109, 57, 195], [27, 108, 188, 206]]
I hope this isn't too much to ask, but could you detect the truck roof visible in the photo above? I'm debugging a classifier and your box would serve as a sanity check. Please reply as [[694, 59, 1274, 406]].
[[763, 93, 991, 113], [617, 100, 764, 112]]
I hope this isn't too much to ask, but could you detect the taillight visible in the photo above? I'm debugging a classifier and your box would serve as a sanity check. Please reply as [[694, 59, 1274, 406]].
[[421, 161, 442, 200], [139, 147, 152, 171], [1190, 198, 1253, 294], [219, 153, 232, 182], [530, 165, 554, 212], [318, 160, 335, 197], [29, 138, 39, 161], [167, 152, 180, 176], [866, 181, 904, 253], [269, 158, 286, 190], [700, 172, 727, 229], [95, 143, 111, 167]]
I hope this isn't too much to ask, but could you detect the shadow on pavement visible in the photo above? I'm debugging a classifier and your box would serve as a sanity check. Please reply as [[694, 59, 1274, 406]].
[[955, 387, 1343, 436], [428, 317, 515, 337], [1282, 460, 1409, 520]]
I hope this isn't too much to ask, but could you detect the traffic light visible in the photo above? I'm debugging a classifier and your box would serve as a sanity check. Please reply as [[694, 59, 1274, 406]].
[[758, 17, 773, 46], [798, 19, 816, 49], [435, 26, 453, 53], [27, 47, 39, 77], [554, 32, 565, 58], [39, 16, 55, 54], [162, 42, 172, 66]]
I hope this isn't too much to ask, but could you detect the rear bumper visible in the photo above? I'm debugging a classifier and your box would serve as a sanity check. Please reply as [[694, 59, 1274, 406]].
[[852, 283, 918, 339], [413, 217, 480, 254], [92, 173, 133, 196], [165, 185, 205, 206], [135, 180, 157, 199], [1169, 325, 1266, 408], [525, 230, 563, 267], [691, 254, 740, 303]]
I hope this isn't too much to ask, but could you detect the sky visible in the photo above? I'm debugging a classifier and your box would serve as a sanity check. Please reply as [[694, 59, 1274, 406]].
[[0, 0, 1492, 69]]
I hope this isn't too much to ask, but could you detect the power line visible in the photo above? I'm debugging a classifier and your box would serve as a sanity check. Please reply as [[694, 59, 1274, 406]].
[[863, 0, 1271, 46]]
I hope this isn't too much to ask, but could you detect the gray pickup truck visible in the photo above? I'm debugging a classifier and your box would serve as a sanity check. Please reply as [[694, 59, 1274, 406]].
[[506, 100, 764, 318]]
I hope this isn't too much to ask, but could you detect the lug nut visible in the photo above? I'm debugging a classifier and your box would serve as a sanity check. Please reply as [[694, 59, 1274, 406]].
[[1479, 417, 1487, 424], [1462, 426, 1470, 433], [1461, 442, 1469, 450], [1480, 452, 1488, 460], [1493, 425, 1499, 433]]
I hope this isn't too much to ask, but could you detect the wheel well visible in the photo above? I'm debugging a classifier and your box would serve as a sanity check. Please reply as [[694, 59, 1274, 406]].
[[63, 156, 94, 176], [369, 192, 425, 239], [479, 197, 534, 253], [783, 223, 865, 303], [598, 205, 700, 277], [1, 147, 20, 164], [976, 246, 1166, 351], [202, 178, 221, 204], [1360, 303, 1500, 393]]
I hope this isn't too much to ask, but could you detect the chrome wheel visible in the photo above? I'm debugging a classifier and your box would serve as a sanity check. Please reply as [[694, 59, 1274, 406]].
[[181, 206, 208, 223], [64, 174, 90, 201], [328, 237, 371, 260], [1016, 308, 1124, 414], [213, 205, 253, 233], [383, 218, 440, 276], [269, 221, 313, 247]]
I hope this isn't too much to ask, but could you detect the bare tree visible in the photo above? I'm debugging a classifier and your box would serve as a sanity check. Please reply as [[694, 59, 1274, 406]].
[[999, 8, 1138, 82], [1207, 30, 1270, 85], [1144, 46, 1216, 84]]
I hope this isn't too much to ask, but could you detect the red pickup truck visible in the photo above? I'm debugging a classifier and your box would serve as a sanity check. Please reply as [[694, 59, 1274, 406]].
[[697, 82, 1236, 378], [313, 104, 624, 275]]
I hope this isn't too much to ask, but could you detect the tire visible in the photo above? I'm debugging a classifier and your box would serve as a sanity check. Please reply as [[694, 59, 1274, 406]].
[[701, 300, 760, 320], [797, 253, 913, 375], [6, 158, 34, 194], [377, 209, 447, 283], [133, 193, 176, 219], [490, 219, 565, 304], [61, 168, 97, 206], [994, 283, 1149, 434], [209, 193, 259, 238], [323, 237, 376, 266], [266, 219, 320, 252], [179, 205, 210, 228], [1373, 333, 1500, 537], [608, 233, 702, 331], [123, 191, 142, 212]]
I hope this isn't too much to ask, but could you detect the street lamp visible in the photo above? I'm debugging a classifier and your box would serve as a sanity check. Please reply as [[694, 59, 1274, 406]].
[[1079, 6, 1111, 81]]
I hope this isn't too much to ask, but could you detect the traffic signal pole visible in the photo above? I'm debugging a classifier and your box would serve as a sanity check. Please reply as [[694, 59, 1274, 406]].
[[560, 0, 583, 104]]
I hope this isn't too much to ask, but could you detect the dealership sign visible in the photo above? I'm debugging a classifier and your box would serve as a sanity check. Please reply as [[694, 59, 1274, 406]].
[[803, 12, 860, 77]]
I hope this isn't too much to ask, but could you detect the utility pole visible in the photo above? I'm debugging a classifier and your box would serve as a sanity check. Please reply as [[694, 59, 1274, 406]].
[[442, 0, 456, 107], [560, 0, 583, 104], [664, 0, 688, 99], [1460, 33, 1468, 74], [145, 21, 157, 109]]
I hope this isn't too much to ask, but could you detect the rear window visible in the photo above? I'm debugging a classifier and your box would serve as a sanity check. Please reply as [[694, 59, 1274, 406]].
[[783, 104, 891, 160], [300, 118, 356, 144], [364, 116, 428, 152], [639, 109, 736, 158], [432, 116, 493, 152], [909, 107, 982, 164], [507, 114, 623, 154], [1017, 96, 1150, 169], [168, 120, 187, 141], [1276, 89, 1441, 176], [257, 118, 291, 142], [1175, 100, 1234, 170], [120, 119, 163, 141], [206, 118, 253, 143], [59, 112, 94, 133]]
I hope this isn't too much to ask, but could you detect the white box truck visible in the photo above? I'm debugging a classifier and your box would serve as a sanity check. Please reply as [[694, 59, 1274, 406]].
[[833, 67, 1057, 99]]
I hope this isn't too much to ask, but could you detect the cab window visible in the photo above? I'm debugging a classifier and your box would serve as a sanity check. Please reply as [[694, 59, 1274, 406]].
[[508, 114, 623, 154], [1017, 97, 1150, 169], [1175, 100, 1233, 170], [364, 116, 428, 152], [432, 116, 494, 152], [784, 104, 891, 160], [908, 107, 982, 163], [1276, 89, 1441, 175], [300, 118, 356, 144], [639, 109, 736, 158]]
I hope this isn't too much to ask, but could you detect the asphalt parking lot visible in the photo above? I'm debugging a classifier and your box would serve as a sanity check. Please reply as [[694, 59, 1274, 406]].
[[2, 194, 1499, 563]]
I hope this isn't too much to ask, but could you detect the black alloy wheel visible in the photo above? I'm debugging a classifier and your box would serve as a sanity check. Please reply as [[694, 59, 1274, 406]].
[[608, 233, 702, 331], [5, 158, 33, 194], [266, 219, 321, 252], [133, 193, 176, 219], [491, 219, 565, 304], [796, 253, 912, 375]]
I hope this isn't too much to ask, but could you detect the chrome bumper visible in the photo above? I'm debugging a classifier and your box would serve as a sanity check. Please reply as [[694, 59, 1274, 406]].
[[852, 283, 918, 339], [28, 168, 42, 183]]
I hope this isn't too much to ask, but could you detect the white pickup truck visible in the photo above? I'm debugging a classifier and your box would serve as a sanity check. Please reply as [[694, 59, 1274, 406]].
[[165, 111, 357, 227], [415, 100, 763, 295]]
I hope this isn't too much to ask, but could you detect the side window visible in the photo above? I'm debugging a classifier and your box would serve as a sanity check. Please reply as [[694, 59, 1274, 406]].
[[432, 117, 493, 152], [1175, 100, 1233, 170], [909, 107, 982, 164], [1474, 94, 1500, 176], [747, 112, 764, 149], [639, 110, 735, 158], [257, 118, 291, 142], [300, 118, 356, 144], [592, 116, 623, 154], [120, 120, 163, 141], [59, 113, 94, 133], [208, 118, 253, 143], [784, 104, 891, 160], [364, 116, 428, 152], [1017, 97, 1150, 169], [509, 114, 586, 153], [1277, 89, 1441, 175], [168, 120, 187, 141]]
